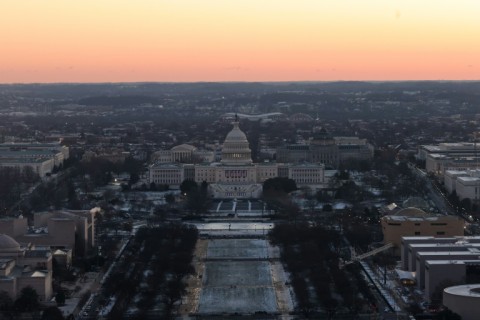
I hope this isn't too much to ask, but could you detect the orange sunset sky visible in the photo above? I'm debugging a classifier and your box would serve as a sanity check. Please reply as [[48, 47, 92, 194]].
[[1, 0, 479, 83]]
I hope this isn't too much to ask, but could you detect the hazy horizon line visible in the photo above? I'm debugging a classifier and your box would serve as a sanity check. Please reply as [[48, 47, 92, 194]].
[[1, 79, 480, 86]]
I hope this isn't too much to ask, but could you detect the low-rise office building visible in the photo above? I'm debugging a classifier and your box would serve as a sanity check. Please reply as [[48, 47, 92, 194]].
[[444, 169, 480, 203], [419, 142, 480, 162], [400, 236, 480, 302], [444, 170, 470, 194], [425, 154, 480, 176], [401, 236, 480, 271], [425, 260, 480, 303], [381, 208, 464, 252], [416, 251, 480, 290], [0, 158, 55, 178], [0, 142, 69, 163], [0, 142, 69, 177]]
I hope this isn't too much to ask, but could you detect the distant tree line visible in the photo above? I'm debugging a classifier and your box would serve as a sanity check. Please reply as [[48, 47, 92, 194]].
[[78, 95, 161, 107]]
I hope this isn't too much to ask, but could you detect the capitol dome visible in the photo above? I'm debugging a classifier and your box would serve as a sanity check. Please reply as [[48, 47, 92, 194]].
[[221, 120, 252, 166], [0, 234, 21, 253], [224, 123, 248, 142]]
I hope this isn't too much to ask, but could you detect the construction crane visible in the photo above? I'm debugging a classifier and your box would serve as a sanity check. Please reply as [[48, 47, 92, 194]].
[[339, 242, 394, 268]]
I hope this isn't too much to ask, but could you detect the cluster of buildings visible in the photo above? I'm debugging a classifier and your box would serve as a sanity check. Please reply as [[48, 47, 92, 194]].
[[0, 234, 52, 302], [0, 142, 69, 178], [82, 147, 131, 164], [149, 119, 374, 199], [400, 236, 480, 316], [276, 127, 374, 167], [444, 169, 480, 203], [379, 205, 480, 318], [419, 142, 480, 176], [0, 209, 97, 257], [149, 119, 326, 198], [419, 141, 480, 205], [0, 209, 98, 301]]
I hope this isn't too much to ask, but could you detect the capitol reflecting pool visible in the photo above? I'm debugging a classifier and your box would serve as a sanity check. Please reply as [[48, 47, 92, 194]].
[[180, 222, 294, 316], [191, 222, 274, 236]]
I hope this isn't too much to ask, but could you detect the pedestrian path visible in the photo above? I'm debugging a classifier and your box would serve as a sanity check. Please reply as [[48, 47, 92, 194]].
[[360, 261, 402, 312]]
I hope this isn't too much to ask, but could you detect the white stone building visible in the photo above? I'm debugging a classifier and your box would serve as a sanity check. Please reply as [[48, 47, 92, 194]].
[[456, 176, 480, 203], [276, 128, 374, 168], [444, 170, 469, 194], [0, 158, 55, 178], [400, 236, 480, 302], [334, 136, 374, 162], [151, 144, 215, 164], [0, 142, 69, 177], [419, 142, 480, 176], [444, 169, 480, 203], [149, 163, 185, 187], [149, 120, 325, 198], [444, 284, 480, 320]]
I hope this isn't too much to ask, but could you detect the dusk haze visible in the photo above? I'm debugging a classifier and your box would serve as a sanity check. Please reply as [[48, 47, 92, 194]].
[[1, 0, 479, 83], [1, 1, 480, 320]]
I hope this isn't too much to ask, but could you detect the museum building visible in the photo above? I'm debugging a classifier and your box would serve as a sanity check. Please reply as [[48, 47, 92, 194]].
[[0, 234, 52, 301]]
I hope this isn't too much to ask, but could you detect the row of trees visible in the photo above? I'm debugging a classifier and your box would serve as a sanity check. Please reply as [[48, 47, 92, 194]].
[[16, 153, 147, 215], [269, 222, 376, 317], [0, 166, 40, 211], [28, 178, 82, 211], [104, 223, 198, 319], [448, 190, 480, 214], [0, 287, 67, 319]]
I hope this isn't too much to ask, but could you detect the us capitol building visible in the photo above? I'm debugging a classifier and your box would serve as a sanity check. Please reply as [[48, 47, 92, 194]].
[[149, 119, 325, 199]]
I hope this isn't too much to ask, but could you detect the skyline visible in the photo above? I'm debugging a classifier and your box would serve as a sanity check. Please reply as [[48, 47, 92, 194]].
[[1, 0, 479, 83]]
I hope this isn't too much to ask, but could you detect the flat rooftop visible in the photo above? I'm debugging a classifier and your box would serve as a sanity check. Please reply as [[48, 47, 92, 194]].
[[425, 259, 480, 265]]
